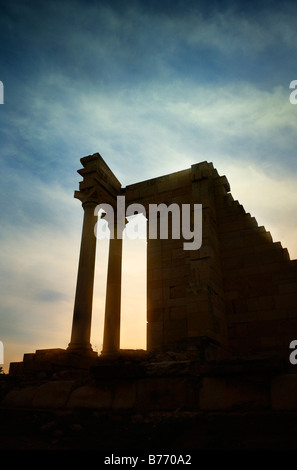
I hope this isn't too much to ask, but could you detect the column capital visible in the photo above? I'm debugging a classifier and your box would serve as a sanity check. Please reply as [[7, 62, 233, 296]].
[[74, 153, 122, 209], [82, 199, 99, 210]]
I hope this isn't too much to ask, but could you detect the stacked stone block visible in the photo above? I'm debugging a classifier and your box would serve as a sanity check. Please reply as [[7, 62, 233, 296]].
[[215, 173, 297, 358], [124, 157, 297, 359]]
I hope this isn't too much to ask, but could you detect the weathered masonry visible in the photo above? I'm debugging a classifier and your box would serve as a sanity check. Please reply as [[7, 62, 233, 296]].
[[67, 152, 297, 360], [6, 151, 297, 421]]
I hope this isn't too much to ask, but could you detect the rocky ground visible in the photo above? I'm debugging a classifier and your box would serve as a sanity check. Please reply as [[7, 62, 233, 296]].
[[1, 407, 297, 452], [1, 351, 297, 455]]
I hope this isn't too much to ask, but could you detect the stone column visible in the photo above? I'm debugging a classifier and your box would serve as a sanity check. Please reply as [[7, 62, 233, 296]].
[[102, 224, 123, 354], [68, 201, 98, 354]]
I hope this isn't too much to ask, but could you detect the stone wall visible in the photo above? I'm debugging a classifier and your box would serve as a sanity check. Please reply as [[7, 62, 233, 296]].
[[125, 159, 297, 359], [3, 353, 297, 412], [214, 169, 297, 358]]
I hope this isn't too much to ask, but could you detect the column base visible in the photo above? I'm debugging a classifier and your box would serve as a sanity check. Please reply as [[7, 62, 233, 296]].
[[100, 349, 120, 357], [9, 347, 98, 376], [66, 343, 98, 358]]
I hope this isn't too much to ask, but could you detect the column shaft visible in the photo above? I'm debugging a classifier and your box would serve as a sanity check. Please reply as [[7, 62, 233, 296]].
[[102, 227, 123, 354], [68, 201, 97, 353]]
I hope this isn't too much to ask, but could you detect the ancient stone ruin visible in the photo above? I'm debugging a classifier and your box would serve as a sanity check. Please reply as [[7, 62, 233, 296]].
[[3, 152, 297, 423], [63, 152, 297, 360]]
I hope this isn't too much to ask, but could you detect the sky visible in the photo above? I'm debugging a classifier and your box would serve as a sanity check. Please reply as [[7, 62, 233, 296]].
[[0, 0, 297, 372]]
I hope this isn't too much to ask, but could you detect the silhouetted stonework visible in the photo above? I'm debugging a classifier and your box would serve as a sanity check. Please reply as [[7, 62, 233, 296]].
[[125, 163, 229, 353], [125, 160, 297, 359], [64, 153, 297, 360], [4, 153, 297, 436]]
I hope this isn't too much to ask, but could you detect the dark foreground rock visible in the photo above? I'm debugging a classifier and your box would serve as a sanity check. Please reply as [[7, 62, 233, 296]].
[[1, 408, 297, 451]]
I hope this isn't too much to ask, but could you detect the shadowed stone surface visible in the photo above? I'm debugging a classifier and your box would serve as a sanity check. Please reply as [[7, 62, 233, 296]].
[[3, 154, 297, 451], [62, 154, 297, 359]]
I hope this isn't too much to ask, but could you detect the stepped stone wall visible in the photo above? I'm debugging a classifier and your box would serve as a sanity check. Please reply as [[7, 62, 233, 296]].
[[125, 160, 297, 359]]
